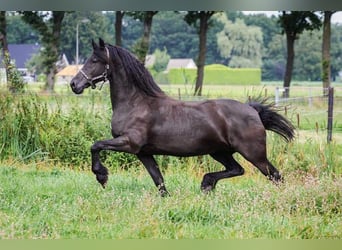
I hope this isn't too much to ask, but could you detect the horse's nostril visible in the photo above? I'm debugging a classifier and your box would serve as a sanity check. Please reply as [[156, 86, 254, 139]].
[[70, 81, 75, 89]]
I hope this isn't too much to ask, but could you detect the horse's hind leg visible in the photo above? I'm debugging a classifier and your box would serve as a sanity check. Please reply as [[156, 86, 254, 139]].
[[137, 154, 169, 197], [201, 153, 245, 192], [253, 159, 283, 183], [240, 141, 282, 183]]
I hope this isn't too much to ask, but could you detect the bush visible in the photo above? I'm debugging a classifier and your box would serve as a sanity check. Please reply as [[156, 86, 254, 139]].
[[2, 52, 25, 93], [0, 93, 138, 170]]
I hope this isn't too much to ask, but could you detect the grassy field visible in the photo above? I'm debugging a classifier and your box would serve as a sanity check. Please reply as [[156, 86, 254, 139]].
[[0, 155, 341, 239], [0, 82, 341, 239]]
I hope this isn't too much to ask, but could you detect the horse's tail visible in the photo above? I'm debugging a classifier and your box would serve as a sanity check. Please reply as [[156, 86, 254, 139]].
[[248, 100, 295, 142]]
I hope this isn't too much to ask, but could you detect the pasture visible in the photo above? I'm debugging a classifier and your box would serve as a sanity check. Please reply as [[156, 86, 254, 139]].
[[0, 82, 341, 239]]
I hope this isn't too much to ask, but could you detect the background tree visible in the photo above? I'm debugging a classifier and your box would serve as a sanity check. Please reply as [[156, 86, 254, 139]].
[[330, 23, 342, 81], [216, 13, 263, 68], [149, 11, 198, 60], [292, 30, 321, 81], [21, 11, 65, 92], [278, 11, 321, 97], [127, 11, 158, 63], [4, 11, 342, 86], [6, 12, 38, 44], [184, 11, 218, 96], [0, 11, 10, 84], [321, 11, 336, 95], [262, 34, 286, 81], [0, 11, 25, 92], [151, 47, 170, 73], [60, 11, 111, 64], [115, 11, 125, 46]]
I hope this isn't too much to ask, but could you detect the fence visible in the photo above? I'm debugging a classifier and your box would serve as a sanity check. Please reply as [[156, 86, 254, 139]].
[[1, 82, 341, 144], [274, 86, 341, 143], [168, 84, 341, 143]]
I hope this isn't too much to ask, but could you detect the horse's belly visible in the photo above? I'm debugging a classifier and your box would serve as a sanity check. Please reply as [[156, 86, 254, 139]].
[[141, 134, 227, 157]]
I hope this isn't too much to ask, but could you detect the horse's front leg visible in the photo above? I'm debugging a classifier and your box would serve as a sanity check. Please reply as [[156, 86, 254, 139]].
[[137, 154, 169, 197], [90, 135, 138, 188]]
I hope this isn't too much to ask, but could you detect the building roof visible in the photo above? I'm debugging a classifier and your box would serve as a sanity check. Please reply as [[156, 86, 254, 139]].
[[56, 65, 83, 77], [166, 58, 197, 71], [0, 44, 40, 69]]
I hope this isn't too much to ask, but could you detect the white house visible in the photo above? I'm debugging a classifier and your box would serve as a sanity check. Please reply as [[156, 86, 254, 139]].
[[166, 58, 197, 72]]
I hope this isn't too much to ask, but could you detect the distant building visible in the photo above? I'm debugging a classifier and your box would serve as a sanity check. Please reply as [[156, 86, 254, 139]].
[[56, 65, 82, 84], [166, 58, 197, 72], [0, 44, 40, 83], [0, 44, 40, 74]]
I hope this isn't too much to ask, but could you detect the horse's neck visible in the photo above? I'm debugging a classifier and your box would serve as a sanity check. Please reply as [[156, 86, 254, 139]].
[[108, 76, 143, 111]]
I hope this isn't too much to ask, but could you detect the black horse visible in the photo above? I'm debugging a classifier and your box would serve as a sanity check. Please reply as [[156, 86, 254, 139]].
[[70, 38, 295, 196]]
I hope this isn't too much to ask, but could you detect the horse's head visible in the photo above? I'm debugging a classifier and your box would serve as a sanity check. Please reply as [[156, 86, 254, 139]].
[[70, 38, 110, 94]]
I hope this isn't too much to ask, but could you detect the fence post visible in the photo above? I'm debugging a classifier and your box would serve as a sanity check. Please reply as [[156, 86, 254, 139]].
[[275, 87, 279, 106], [327, 87, 334, 143]]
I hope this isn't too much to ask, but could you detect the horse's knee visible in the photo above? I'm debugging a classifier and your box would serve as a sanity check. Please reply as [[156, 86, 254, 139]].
[[235, 166, 245, 176]]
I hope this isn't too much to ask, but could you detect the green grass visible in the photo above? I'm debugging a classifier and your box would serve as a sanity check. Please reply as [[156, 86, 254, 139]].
[[0, 163, 341, 239], [0, 82, 341, 239]]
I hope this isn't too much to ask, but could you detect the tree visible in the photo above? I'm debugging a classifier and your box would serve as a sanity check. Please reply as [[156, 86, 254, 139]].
[[216, 13, 263, 68], [330, 23, 342, 81], [0, 11, 25, 92], [184, 11, 218, 96], [0, 11, 10, 84], [60, 11, 111, 64], [6, 12, 38, 44], [127, 11, 158, 63], [21, 11, 65, 92], [292, 30, 321, 81], [278, 11, 321, 97], [149, 11, 198, 60], [322, 11, 336, 95], [115, 11, 125, 46], [262, 34, 286, 81], [151, 47, 170, 73]]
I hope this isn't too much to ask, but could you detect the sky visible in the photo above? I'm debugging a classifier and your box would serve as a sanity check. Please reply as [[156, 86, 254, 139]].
[[243, 11, 342, 24]]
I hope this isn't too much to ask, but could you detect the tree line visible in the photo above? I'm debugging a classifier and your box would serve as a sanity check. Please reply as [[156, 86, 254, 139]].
[[0, 11, 341, 96]]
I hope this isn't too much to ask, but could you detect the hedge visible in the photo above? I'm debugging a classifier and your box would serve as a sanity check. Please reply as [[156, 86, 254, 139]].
[[167, 64, 261, 85]]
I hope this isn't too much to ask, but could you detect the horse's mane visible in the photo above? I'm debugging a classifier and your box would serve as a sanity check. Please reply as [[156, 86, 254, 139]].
[[106, 44, 165, 97]]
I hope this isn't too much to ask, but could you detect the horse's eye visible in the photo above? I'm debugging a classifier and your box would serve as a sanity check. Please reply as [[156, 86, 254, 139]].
[[92, 57, 98, 63]]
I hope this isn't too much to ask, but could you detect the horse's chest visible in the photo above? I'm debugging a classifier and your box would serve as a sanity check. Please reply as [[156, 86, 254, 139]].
[[110, 110, 149, 137]]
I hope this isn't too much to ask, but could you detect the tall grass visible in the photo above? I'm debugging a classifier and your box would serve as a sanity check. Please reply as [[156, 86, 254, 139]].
[[0, 92, 135, 168], [1, 90, 341, 175]]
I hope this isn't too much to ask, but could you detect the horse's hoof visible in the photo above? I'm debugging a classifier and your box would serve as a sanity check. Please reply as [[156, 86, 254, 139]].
[[201, 185, 214, 194], [160, 189, 170, 197], [96, 174, 108, 188]]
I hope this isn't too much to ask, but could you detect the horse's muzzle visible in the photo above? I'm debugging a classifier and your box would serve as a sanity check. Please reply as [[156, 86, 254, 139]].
[[70, 80, 84, 94]]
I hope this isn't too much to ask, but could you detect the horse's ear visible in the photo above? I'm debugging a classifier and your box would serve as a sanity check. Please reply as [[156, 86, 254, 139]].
[[92, 39, 98, 50], [99, 38, 105, 49]]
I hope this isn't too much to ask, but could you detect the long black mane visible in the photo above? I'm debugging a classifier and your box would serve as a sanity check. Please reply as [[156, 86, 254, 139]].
[[106, 44, 165, 97]]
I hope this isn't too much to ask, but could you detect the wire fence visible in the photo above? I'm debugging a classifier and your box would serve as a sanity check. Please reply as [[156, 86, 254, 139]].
[[274, 86, 341, 143], [169, 85, 342, 143], [1, 82, 341, 142]]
